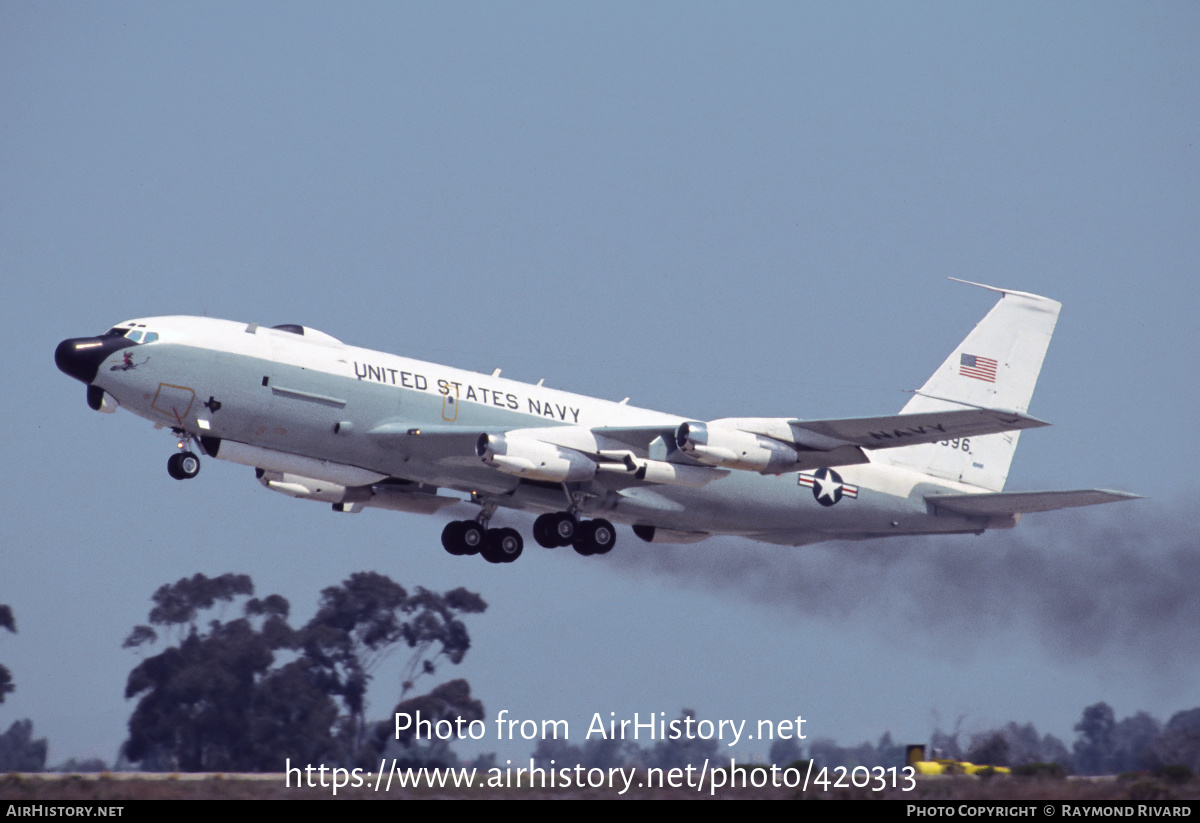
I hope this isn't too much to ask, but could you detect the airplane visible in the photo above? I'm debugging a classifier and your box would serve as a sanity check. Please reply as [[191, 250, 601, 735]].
[[54, 280, 1137, 564]]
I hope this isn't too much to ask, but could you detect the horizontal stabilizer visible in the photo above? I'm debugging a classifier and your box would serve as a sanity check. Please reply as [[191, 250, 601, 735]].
[[926, 489, 1141, 516]]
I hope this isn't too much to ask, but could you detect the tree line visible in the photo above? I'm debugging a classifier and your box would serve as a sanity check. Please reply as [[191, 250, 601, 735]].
[[2, 582, 1199, 775], [0, 573, 488, 772]]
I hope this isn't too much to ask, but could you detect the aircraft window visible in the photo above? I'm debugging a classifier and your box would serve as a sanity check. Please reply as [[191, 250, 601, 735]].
[[143, 332, 159, 344], [272, 324, 305, 336], [103, 327, 130, 337], [126, 330, 144, 343]]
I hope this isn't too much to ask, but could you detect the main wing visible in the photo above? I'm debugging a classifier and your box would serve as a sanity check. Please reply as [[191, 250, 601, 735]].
[[369, 406, 1047, 485]]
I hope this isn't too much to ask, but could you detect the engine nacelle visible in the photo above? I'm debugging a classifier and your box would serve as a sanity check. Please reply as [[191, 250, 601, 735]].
[[477, 433, 597, 483], [675, 421, 800, 473]]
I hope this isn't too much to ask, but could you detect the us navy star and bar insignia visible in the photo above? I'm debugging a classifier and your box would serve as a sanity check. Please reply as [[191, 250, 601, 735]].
[[798, 468, 858, 506]]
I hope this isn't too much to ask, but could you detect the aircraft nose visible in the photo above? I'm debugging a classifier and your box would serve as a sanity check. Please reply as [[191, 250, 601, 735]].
[[55, 335, 133, 384]]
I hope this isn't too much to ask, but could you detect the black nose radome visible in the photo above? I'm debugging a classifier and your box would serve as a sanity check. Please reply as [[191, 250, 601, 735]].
[[55, 335, 136, 385]]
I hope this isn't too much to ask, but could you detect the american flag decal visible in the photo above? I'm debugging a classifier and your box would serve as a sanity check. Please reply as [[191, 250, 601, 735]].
[[959, 353, 998, 382]]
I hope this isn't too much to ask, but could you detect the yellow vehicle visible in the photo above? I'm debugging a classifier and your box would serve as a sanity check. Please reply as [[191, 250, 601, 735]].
[[906, 745, 1012, 776]]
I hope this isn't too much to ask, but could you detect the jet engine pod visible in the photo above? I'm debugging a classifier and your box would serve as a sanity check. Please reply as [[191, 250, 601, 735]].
[[676, 421, 800, 473], [675, 421, 708, 450], [477, 432, 597, 483]]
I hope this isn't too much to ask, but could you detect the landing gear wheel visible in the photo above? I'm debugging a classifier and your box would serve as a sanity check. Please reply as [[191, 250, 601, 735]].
[[548, 511, 577, 547], [441, 521, 466, 556], [587, 518, 616, 554], [167, 451, 200, 480], [481, 528, 523, 564], [573, 519, 617, 556], [533, 513, 560, 549], [459, 521, 485, 556], [441, 520, 485, 556]]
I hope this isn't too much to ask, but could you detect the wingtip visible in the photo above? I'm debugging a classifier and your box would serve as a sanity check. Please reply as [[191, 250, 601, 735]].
[[947, 277, 1057, 304], [1095, 489, 1145, 502]]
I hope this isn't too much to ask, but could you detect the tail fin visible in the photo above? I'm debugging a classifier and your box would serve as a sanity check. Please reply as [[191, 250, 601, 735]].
[[876, 280, 1061, 491]]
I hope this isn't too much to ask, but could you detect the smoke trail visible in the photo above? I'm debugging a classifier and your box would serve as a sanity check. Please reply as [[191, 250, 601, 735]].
[[608, 503, 1199, 669]]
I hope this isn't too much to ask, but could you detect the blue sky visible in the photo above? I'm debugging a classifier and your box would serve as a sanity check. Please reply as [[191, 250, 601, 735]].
[[2, 2, 1198, 764]]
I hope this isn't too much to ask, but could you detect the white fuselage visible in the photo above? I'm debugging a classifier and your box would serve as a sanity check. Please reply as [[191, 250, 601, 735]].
[[79, 315, 994, 546]]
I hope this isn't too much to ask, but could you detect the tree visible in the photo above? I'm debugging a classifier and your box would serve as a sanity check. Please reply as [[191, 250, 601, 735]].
[[986, 722, 1071, 769], [1073, 702, 1116, 775], [0, 605, 49, 773], [965, 732, 1010, 767], [364, 678, 486, 768], [122, 576, 331, 771], [932, 721, 1071, 771], [121, 572, 486, 771], [299, 573, 486, 751], [1110, 712, 1161, 773], [769, 737, 803, 767], [1072, 703, 1161, 774], [1145, 709, 1200, 772], [644, 709, 719, 770], [0, 719, 47, 771], [809, 732, 905, 769], [1, 604, 15, 703], [529, 709, 728, 771]]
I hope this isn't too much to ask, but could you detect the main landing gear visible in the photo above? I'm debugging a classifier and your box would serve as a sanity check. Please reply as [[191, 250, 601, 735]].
[[441, 511, 617, 564], [166, 429, 200, 480], [533, 512, 616, 556], [441, 520, 524, 564]]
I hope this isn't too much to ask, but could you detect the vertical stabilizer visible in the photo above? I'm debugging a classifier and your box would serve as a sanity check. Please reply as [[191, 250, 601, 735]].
[[877, 281, 1061, 491]]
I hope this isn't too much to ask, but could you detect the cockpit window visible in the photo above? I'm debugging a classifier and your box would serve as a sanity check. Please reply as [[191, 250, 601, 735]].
[[103, 327, 158, 344], [272, 324, 305, 336]]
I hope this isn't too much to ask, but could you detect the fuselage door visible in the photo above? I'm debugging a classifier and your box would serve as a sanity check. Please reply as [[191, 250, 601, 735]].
[[442, 384, 459, 422]]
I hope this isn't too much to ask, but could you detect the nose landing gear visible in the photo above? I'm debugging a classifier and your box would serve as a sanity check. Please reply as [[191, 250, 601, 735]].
[[166, 429, 201, 480], [167, 451, 201, 480]]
